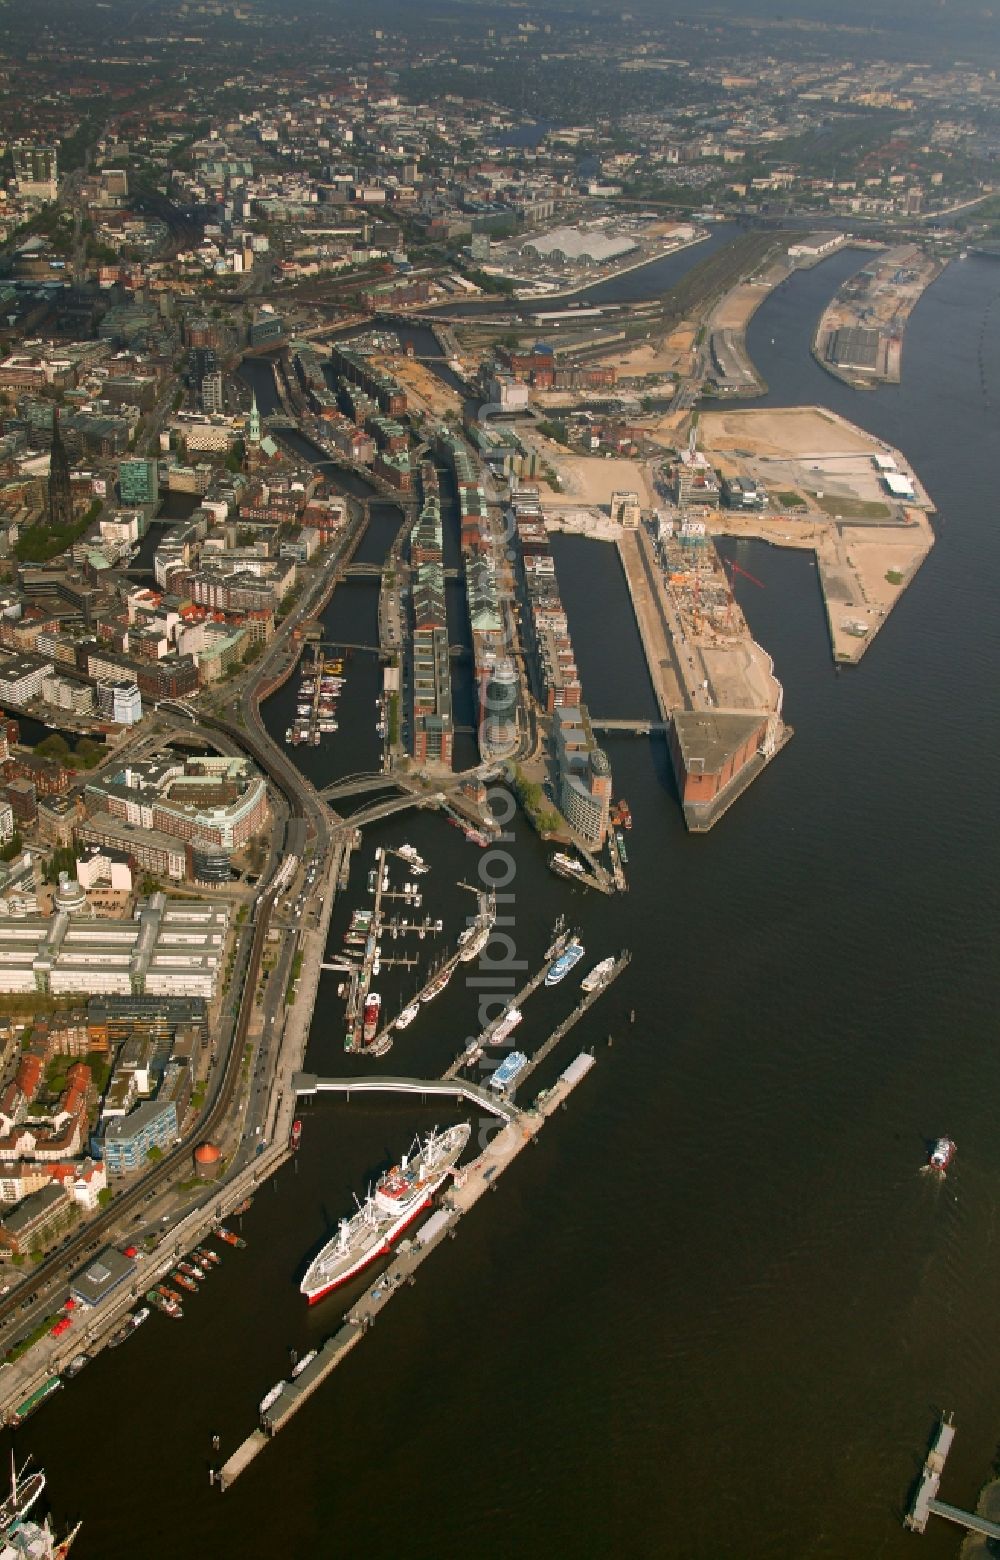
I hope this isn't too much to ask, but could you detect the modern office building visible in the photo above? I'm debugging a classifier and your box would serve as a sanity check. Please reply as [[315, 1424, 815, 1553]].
[[555, 708, 613, 848], [118, 457, 159, 509], [101, 1098, 178, 1176], [96, 679, 143, 726]]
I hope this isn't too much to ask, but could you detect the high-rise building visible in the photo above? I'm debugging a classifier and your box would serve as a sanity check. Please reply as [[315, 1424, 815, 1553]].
[[201, 372, 224, 415], [47, 411, 74, 528], [610, 490, 641, 529], [119, 458, 159, 509], [12, 143, 58, 200]]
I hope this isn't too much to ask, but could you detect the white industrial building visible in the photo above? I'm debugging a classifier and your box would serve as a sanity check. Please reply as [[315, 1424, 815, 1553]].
[[0, 894, 230, 998], [883, 472, 916, 501], [521, 225, 637, 267]]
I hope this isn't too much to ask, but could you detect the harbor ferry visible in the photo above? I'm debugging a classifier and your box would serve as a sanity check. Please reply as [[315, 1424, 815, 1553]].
[[545, 941, 585, 987], [549, 851, 586, 882], [9, 1377, 62, 1427]]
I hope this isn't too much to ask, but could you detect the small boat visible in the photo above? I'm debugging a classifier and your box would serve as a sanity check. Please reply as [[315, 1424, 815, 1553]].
[[157, 1284, 183, 1306], [395, 1002, 419, 1030], [215, 1226, 246, 1249], [232, 1197, 253, 1216], [178, 1259, 205, 1280], [172, 1271, 198, 1294], [259, 1383, 286, 1418], [62, 1354, 91, 1379], [581, 957, 615, 993], [291, 1349, 318, 1378], [928, 1137, 956, 1174], [362, 992, 382, 1045], [107, 1308, 150, 1349], [195, 1246, 220, 1266], [291, 1119, 302, 1150]]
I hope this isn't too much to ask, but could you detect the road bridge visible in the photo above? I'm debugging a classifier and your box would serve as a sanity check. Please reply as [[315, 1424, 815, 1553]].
[[331, 791, 445, 830], [320, 774, 402, 801], [292, 1071, 514, 1120], [588, 718, 671, 733]]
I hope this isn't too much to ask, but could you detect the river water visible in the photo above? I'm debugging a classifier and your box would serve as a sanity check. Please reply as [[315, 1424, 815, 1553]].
[[9, 249, 1000, 1559]]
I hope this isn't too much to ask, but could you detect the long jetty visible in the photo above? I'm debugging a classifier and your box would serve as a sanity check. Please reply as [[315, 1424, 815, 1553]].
[[216, 1049, 599, 1491], [904, 1413, 1000, 1540]]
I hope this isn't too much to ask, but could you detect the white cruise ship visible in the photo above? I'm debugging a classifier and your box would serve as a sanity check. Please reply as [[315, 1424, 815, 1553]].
[[300, 1124, 470, 1304]]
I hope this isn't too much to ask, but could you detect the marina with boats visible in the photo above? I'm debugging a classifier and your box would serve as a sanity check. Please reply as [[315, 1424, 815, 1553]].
[[285, 650, 347, 748], [337, 844, 499, 1056]]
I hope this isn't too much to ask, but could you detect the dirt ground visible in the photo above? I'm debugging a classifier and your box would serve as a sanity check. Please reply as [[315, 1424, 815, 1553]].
[[617, 322, 697, 378], [699, 405, 933, 512], [711, 281, 771, 332], [699, 406, 877, 459], [544, 452, 657, 509], [376, 354, 462, 418]]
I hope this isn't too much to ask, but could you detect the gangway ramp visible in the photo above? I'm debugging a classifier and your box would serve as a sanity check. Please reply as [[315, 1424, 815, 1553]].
[[292, 1071, 514, 1120], [926, 1499, 1000, 1539]]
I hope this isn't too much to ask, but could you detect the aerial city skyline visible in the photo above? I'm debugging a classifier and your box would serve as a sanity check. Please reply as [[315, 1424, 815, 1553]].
[[0, 1, 996, 1554]]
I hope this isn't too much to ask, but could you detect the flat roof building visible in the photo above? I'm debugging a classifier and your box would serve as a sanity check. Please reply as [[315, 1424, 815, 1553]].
[[0, 895, 229, 998], [70, 1244, 135, 1306]]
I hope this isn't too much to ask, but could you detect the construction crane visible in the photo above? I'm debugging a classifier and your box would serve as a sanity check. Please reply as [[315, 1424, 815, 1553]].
[[723, 557, 764, 632], [726, 559, 765, 590]]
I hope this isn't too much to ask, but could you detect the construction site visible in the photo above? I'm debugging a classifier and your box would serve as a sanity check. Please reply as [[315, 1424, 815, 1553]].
[[696, 407, 935, 663]]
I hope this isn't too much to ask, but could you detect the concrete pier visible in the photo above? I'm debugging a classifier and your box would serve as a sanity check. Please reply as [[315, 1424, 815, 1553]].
[[215, 1049, 599, 1491], [905, 1413, 956, 1533]]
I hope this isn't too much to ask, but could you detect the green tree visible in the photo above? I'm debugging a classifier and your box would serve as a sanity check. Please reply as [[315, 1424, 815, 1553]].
[[0, 833, 22, 864], [36, 733, 70, 761]]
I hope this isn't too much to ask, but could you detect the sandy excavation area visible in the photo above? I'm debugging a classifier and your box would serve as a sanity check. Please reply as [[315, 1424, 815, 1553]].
[[376, 354, 463, 418], [699, 406, 878, 460], [699, 405, 933, 511], [542, 450, 657, 509], [617, 323, 697, 378]]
